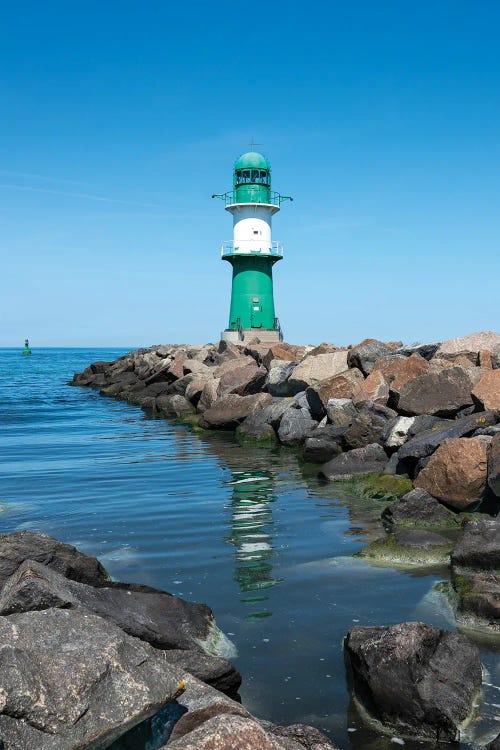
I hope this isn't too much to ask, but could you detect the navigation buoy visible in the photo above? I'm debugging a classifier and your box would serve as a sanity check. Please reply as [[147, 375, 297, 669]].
[[213, 150, 292, 343], [22, 338, 32, 355]]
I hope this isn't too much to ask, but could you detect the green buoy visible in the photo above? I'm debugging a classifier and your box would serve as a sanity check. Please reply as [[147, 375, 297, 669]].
[[22, 338, 32, 355]]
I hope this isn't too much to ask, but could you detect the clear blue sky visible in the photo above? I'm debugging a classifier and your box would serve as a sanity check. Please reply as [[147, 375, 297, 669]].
[[1, 1, 499, 347]]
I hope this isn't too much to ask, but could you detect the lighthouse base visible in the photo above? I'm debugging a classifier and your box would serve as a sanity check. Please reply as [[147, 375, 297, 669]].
[[221, 328, 283, 345]]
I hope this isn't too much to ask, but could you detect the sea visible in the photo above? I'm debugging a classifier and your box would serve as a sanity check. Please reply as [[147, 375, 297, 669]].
[[0, 347, 498, 749]]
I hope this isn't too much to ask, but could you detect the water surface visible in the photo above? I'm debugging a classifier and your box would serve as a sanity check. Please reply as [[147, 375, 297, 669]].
[[0, 348, 498, 749]]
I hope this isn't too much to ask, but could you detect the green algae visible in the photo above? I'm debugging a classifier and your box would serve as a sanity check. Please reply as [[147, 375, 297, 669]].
[[357, 532, 454, 569]]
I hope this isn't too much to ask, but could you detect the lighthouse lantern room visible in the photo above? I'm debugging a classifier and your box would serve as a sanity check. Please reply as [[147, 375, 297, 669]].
[[213, 151, 292, 343]]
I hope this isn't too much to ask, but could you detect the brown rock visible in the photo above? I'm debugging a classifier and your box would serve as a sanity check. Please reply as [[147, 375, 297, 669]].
[[436, 331, 500, 366], [479, 349, 493, 369], [373, 353, 429, 398], [217, 364, 266, 397], [287, 351, 349, 390], [197, 378, 221, 413], [167, 352, 189, 380], [198, 393, 272, 430], [167, 714, 284, 750], [414, 437, 490, 509], [489, 434, 500, 497], [214, 356, 256, 378], [352, 369, 389, 405], [472, 370, 500, 411], [307, 342, 344, 356], [262, 346, 297, 369], [397, 366, 474, 417], [314, 368, 364, 405]]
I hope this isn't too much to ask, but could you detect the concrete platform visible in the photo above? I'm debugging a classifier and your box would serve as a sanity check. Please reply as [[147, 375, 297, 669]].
[[221, 328, 282, 344]]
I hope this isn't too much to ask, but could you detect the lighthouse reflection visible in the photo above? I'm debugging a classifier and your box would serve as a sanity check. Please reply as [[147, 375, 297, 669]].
[[226, 469, 282, 620]]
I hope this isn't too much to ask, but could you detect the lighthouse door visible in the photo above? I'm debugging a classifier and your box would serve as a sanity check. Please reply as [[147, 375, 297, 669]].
[[250, 299, 263, 328]]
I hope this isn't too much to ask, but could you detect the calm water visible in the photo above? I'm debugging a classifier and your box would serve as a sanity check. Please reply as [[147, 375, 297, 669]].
[[0, 348, 498, 749]]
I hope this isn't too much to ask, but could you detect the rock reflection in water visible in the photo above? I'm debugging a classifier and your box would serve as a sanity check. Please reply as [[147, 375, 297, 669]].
[[226, 470, 282, 620]]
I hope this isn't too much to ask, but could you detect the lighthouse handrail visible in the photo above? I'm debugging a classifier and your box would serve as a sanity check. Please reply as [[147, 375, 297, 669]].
[[221, 240, 284, 258], [212, 190, 293, 207]]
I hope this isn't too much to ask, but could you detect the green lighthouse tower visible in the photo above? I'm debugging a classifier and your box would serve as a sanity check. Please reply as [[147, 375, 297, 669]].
[[213, 152, 292, 343]]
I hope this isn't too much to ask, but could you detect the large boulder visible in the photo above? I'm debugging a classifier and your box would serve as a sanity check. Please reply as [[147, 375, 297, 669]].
[[414, 436, 490, 509], [266, 361, 301, 397], [157, 394, 195, 417], [312, 368, 364, 405], [217, 364, 267, 397], [342, 402, 397, 451], [0, 608, 185, 749], [396, 342, 440, 360], [472, 370, 500, 411], [436, 331, 500, 366], [199, 393, 272, 430], [277, 403, 317, 447], [359, 529, 454, 568], [344, 621, 482, 742], [352, 369, 389, 406], [451, 518, 500, 570], [319, 443, 387, 481], [197, 378, 221, 413], [373, 353, 430, 404], [287, 351, 348, 391], [382, 488, 460, 529], [0, 531, 108, 590], [489, 434, 500, 497], [325, 398, 358, 426], [397, 367, 475, 417], [347, 339, 394, 375]]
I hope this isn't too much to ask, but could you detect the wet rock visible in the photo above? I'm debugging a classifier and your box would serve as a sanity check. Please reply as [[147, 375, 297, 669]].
[[0, 608, 185, 749], [303, 436, 341, 463], [451, 518, 500, 570], [397, 367, 475, 417], [319, 443, 387, 481], [162, 650, 241, 697], [396, 411, 497, 463], [489, 434, 500, 497], [352, 370, 389, 406], [199, 393, 272, 430], [325, 398, 358, 426], [414, 436, 490, 510], [396, 342, 441, 360], [156, 394, 194, 417], [347, 339, 394, 375], [0, 531, 108, 590], [344, 621, 482, 742], [266, 361, 301, 397], [358, 529, 454, 567], [217, 364, 267, 397], [472, 370, 500, 411], [382, 489, 460, 529], [450, 570, 500, 633], [488, 734, 500, 750], [312, 368, 364, 405], [287, 351, 349, 390], [382, 416, 416, 449], [350, 473, 413, 501], [236, 419, 277, 445]]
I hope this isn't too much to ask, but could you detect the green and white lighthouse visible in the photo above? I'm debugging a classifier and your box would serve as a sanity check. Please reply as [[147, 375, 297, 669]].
[[213, 151, 292, 343]]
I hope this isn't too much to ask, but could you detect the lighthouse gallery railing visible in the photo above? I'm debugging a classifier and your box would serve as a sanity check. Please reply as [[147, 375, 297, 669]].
[[221, 241, 284, 258]]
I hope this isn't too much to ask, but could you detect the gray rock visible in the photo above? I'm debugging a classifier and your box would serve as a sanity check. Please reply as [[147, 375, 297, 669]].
[[278, 406, 317, 447], [156, 394, 194, 417], [266, 361, 301, 397], [0, 531, 108, 590], [319, 443, 387, 481], [488, 434, 500, 497], [269, 723, 340, 749], [344, 621, 482, 742], [162, 650, 241, 697], [303, 437, 341, 463], [397, 367, 475, 417], [347, 339, 394, 375], [451, 570, 500, 633], [382, 489, 460, 528], [451, 518, 500, 570], [488, 733, 500, 750], [0, 608, 185, 749], [396, 411, 498, 462], [396, 342, 441, 360], [325, 398, 358, 426]]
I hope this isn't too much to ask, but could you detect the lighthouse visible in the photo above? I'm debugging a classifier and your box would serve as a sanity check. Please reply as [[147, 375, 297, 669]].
[[213, 151, 292, 343]]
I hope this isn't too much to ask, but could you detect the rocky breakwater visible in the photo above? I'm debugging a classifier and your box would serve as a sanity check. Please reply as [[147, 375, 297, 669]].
[[0, 531, 340, 750]]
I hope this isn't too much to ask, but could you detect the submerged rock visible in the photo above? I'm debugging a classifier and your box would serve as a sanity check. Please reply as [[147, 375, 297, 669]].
[[344, 621, 482, 742], [358, 529, 454, 568]]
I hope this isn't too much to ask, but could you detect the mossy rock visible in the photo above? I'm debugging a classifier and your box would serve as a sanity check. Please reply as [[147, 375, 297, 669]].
[[235, 424, 278, 446], [357, 530, 454, 569], [178, 413, 202, 427], [339, 473, 413, 502]]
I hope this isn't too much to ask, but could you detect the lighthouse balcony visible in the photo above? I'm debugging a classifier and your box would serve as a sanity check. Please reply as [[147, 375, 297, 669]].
[[221, 240, 284, 259]]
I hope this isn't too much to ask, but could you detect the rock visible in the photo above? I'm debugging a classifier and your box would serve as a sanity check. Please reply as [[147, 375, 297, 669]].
[[312, 368, 364, 405], [382, 416, 416, 449], [185, 374, 213, 406], [343, 402, 397, 451], [436, 331, 500, 365], [236, 419, 277, 445], [266, 361, 301, 397], [358, 529, 454, 567], [287, 351, 349, 391], [269, 723, 340, 749], [347, 339, 395, 375], [261, 345, 298, 369], [373, 353, 430, 404], [0, 608, 185, 749], [382, 489, 460, 529], [325, 398, 358, 426], [167, 714, 284, 750], [488, 434, 500, 497], [161, 650, 241, 697], [319, 443, 387, 481], [414, 436, 490, 510], [303, 436, 341, 463], [199, 393, 272, 430], [352, 369, 389, 406], [0, 531, 108, 590], [397, 367, 475, 417], [218, 364, 267, 397], [450, 570, 500, 633], [351, 473, 413, 501], [472, 370, 500, 411], [214, 356, 256, 378], [488, 734, 500, 750], [0, 560, 229, 656], [451, 518, 500, 570], [396, 411, 497, 463], [344, 621, 482, 742], [157, 394, 195, 417], [197, 378, 221, 413], [278, 404, 317, 447], [396, 342, 441, 360]]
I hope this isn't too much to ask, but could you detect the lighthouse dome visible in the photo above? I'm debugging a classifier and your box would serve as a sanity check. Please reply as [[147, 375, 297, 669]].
[[234, 152, 271, 170]]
